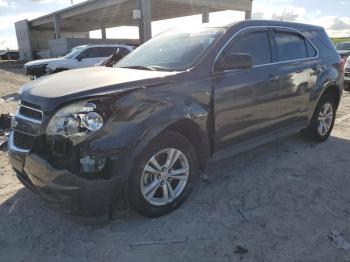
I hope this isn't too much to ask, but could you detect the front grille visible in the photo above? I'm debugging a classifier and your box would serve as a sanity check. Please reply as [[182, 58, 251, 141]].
[[13, 131, 36, 150], [25, 64, 47, 77], [17, 102, 43, 123], [19, 106, 43, 121]]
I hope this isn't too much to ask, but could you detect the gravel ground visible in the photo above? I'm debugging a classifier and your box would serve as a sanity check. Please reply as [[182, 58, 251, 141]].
[[1, 62, 350, 262]]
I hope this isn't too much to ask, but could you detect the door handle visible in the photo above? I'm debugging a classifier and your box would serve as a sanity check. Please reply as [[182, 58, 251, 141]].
[[312, 63, 322, 73], [267, 74, 279, 82]]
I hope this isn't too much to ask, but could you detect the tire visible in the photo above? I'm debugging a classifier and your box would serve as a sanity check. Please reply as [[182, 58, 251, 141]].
[[302, 94, 337, 142], [127, 131, 199, 218]]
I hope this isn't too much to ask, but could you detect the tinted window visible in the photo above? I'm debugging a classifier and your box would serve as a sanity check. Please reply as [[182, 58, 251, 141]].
[[97, 47, 120, 57], [306, 41, 317, 58], [336, 43, 350, 50], [224, 31, 272, 66], [79, 48, 97, 59], [275, 32, 308, 61]]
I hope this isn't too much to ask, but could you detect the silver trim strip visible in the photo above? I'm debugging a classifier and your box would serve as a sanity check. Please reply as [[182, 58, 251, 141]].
[[15, 112, 42, 125], [17, 104, 43, 124], [212, 25, 320, 73], [8, 131, 30, 154]]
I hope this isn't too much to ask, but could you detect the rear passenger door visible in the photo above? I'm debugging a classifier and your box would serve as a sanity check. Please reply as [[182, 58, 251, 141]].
[[272, 28, 319, 125], [213, 28, 284, 151]]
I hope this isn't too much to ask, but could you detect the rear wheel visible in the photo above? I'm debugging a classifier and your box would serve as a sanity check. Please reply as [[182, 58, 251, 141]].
[[303, 94, 337, 142], [127, 131, 199, 218]]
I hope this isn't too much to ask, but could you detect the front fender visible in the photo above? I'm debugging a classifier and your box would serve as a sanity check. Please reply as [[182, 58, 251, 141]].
[[82, 89, 210, 164]]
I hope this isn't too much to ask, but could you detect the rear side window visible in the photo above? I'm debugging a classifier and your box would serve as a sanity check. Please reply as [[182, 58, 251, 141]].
[[306, 41, 317, 58], [98, 47, 122, 57], [224, 31, 272, 66], [274, 31, 308, 61]]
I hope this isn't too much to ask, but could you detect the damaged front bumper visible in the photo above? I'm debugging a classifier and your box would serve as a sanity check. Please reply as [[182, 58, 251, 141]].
[[8, 143, 122, 225]]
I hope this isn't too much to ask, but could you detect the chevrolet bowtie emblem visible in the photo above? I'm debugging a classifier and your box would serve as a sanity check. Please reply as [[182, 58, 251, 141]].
[[11, 118, 18, 129]]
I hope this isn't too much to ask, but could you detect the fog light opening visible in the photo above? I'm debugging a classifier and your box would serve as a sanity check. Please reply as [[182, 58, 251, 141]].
[[80, 156, 106, 173]]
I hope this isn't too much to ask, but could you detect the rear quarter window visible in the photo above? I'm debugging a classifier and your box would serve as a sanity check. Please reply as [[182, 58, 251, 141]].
[[303, 30, 338, 58]]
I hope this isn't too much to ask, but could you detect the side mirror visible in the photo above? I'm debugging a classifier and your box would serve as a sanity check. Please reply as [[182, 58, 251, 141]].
[[76, 57, 82, 62], [215, 53, 253, 71]]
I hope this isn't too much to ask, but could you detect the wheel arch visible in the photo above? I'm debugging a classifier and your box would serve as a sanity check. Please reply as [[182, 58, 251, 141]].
[[321, 84, 341, 110], [164, 118, 211, 170]]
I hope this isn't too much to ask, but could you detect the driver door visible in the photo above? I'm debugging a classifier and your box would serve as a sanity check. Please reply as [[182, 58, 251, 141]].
[[213, 28, 285, 151]]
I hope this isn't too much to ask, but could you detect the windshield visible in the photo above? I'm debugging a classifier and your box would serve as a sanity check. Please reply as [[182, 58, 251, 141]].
[[336, 43, 350, 50], [116, 27, 225, 71], [64, 47, 85, 59]]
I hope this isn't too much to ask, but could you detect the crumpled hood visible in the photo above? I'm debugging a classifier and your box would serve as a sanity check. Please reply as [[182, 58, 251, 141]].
[[20, 66, 178, 111], [25, 57, 66, 67]]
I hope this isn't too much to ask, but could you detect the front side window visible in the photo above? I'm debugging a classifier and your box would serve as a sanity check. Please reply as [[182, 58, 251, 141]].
[[64, 47, 85, 59], [223, 31, 272, 66], [117, 27, 225, 71], [275, 31, 308, 61]]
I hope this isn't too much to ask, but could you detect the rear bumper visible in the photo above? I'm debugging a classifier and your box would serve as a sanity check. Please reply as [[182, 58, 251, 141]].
[[9, 151, 121, 225]]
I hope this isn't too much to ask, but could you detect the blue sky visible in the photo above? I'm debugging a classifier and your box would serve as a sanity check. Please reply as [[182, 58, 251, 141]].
[[1, 0, 350, 50]]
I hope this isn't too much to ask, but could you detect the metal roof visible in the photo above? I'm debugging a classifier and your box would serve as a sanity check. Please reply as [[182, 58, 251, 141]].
[[29, 0, 253, 31]]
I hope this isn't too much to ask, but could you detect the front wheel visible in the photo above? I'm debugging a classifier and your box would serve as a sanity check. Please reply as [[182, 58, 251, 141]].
[[303, 95, 337, 142], [127, 131, 199, 218]]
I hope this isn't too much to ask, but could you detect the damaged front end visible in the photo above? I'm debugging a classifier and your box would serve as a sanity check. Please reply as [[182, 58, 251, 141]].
[[8, 96, 125, 224]]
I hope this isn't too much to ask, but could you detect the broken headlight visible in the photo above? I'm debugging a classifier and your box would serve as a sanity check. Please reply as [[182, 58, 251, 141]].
[[46, 99, 111, 144]]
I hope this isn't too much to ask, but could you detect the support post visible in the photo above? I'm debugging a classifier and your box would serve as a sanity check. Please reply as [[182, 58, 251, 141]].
[[245, 0, 253, 20], [245, 10, 252, 20], [138, 0, 152, 44], [202, 7, 210, 23], [101, 27, 107, 40], [53, 14, 61, 39]]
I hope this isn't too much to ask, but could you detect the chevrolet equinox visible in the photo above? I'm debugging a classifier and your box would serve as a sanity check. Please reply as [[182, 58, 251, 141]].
[[9, 20, 343, 224]]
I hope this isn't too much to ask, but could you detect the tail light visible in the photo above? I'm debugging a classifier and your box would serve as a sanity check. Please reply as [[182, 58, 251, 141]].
[[340, 57, 346, 73]]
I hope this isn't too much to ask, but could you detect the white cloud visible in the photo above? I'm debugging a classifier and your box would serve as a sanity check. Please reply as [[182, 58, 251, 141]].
[[0, 12, 45, 30], [252, 1, 350, 37], [29, 0, 86, 4]]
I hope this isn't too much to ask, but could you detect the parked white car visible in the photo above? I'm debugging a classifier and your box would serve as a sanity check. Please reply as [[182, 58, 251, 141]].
[[24, 44, 134, 79]]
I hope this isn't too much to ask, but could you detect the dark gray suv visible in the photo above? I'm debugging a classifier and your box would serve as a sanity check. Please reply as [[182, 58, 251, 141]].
[[9, 20, 343, 224]]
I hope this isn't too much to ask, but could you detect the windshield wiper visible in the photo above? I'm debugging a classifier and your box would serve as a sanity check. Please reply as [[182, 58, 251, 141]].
[[120, 65, 157, 71]]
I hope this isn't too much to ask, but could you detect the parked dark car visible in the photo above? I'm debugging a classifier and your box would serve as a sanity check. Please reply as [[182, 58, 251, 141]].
[[336, 42, 350, 60], [9, 20, 343, 224], [0, 50, 19, 60]]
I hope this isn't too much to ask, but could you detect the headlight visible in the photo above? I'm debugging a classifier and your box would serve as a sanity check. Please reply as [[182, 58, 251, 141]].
[[46, 99, 110, 144]]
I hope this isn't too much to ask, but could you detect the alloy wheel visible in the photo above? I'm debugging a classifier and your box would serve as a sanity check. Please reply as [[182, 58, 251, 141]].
[[140, 148, 190, 206], [317, 102, 334, 136]]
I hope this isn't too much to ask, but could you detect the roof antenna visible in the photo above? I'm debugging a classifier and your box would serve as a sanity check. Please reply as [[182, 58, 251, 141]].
[[71, 0, 73, 5], [281, 8, 286, 21]]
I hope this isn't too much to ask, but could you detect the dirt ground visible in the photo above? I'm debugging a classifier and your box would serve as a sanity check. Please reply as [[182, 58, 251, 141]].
[[1, 61, 350, 262]]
